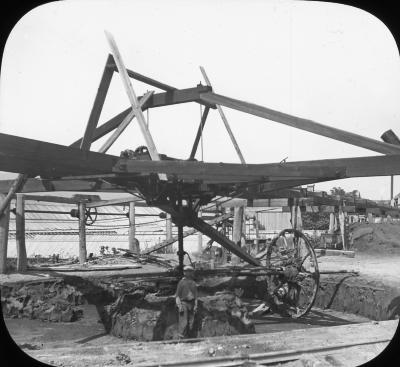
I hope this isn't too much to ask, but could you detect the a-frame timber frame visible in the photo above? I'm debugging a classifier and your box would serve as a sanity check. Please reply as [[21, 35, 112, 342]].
[[1, 33, 400, 275]]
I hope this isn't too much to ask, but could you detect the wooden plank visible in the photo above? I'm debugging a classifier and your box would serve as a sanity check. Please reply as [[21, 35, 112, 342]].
[[85, 196, 141, 208], [114, 158, 346, 178], [200, 92, 400, 155], [108, 54, 177, 92], [98, 91, 154, 153], [0, 133, 120, 177], [189, 106, 210, 160], [200, 66, 246, 163], [15, 194, 27, 272], [22, 195, 81, 204], [0, 193, 10, 274], [80, 55, 114, 150], [78, 202, 87, 264], [220, 198, 248, 208], [104, 31, 166, 180]]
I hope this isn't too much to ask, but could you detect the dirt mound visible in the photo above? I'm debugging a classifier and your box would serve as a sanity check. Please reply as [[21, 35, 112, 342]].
[[350, 223, 400, 255]]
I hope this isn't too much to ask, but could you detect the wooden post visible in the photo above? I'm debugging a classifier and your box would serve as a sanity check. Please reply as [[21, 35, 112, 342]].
[[0, 193, 10, 274], [128, 201, 137, 253], [78, 202, 87, 264], [232, 205, 244, 264], [166, 213, 173, 254], [16, 193, 27, 272], [197, 210, 203, 253]]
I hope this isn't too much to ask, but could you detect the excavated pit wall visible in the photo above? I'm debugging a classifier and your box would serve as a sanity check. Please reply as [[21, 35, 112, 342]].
[[2, 272, 399, 340]]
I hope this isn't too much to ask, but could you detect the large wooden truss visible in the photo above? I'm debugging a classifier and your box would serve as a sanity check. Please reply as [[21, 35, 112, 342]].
[[1, 33, 400, 272]]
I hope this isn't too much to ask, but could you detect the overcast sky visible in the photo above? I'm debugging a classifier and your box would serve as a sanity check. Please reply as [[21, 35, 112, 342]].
[[0, 0, 399, 200]]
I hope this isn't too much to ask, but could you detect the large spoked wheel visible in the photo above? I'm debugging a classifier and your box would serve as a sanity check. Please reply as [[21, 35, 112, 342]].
[[264, 228, 319, 318]]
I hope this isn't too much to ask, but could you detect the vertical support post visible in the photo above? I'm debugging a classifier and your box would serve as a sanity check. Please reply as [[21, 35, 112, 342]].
[[197, 210, 203, 253], [0, 194, 10, 274], [128, 201, 137, 253], [232, 205, 244, 264], [78, 202, 87, 264], [177, 196, 185, 276], [391, 175, 394, 201], [254, 213, 260, 251], [166, 213, 173, 253], [16, 193, 27, 272]]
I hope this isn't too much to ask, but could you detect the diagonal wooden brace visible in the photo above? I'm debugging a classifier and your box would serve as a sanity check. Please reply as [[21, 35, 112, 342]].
[[190, 215, 260, 266], [98, 90, 154, 153]]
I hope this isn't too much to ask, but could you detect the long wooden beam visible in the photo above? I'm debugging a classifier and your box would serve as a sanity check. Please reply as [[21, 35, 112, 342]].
[[200, 92, 400, 155], [85, 196, 141, 208], [80, 55, 114, 151], [114, 159, 345, 179], [0, 133, 119, 177], [105, 31, 166, 180]]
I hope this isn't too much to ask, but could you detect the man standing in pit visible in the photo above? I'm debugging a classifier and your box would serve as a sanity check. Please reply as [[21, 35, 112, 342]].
[[175, 265, 198, 338]]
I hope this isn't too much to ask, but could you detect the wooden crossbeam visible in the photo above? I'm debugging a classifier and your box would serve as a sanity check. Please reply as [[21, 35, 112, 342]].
[[85, 196, 142, 208], [200, 67, 246, 164], [108, 54, 177, 92], [105, 31, 166, 180], [70, 86, 215, 148], [80, 54, 114, 151], [200, 92, 400, 155], [0, 133, 119, 177], [114, 159, 345, 179]]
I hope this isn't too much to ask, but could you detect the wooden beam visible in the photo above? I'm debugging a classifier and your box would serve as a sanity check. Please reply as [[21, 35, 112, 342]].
[[105, 31, 166, 180], [80, 54, 114, 151], [200, 92, 400, 155], [0, 132, 120, 177], [0, 193, 10, 274], [16, 194, 27, 272], [71, 108, 132, 148], [200, 67, 246, 164], [22, 195, 82, 204], [189, 106, 210, 160], [78, 202, 87, 264], [98, 91, 154, 153], [108, 54, 177, 92], [114, 158, 345, 179], [85, 196, 141, 208]]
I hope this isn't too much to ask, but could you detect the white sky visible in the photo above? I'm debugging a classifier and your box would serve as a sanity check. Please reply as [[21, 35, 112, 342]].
[[0, 0, 399, 200]]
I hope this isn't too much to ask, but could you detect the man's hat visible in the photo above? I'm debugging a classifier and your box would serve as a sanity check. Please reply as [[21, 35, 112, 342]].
[[183, 265, 194, 271]]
